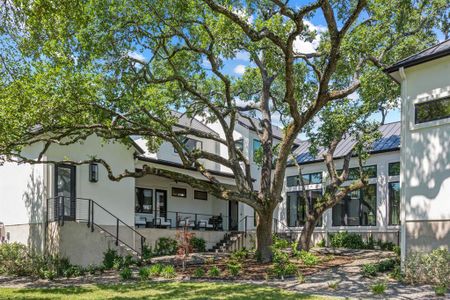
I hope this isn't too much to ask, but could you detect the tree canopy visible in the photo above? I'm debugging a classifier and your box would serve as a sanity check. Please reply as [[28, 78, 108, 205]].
[[1, 0, 448, 260]]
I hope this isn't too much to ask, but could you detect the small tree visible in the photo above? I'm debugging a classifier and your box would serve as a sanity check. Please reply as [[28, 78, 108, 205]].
[[176, 226, 194, 271]]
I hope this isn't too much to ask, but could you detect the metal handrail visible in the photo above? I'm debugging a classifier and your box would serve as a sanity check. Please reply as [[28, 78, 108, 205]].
[[47, 197, 146, 255]]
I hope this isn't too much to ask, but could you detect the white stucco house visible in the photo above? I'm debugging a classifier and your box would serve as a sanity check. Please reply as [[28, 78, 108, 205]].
[[0, 39, 448, 266], [385, 39, 450, 263]]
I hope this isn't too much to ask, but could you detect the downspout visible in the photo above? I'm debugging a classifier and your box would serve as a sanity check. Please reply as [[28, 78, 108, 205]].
[[398, 67, 407, 269]]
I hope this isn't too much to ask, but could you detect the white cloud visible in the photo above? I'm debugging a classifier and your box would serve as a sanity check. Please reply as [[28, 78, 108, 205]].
[[234, 64, 246, 75], [235, 50, 250, 61], [293, 20, 327, 54], [127, 51, 146, 63]]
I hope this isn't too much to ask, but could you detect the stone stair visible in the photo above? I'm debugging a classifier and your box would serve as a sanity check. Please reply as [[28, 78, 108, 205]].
[[210, 231, 246, 253]]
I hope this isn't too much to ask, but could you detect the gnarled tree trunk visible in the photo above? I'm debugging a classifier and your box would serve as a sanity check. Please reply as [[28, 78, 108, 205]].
[[256, 210, 273, 262]]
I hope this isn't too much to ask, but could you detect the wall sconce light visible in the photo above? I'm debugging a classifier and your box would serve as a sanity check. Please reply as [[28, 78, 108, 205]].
[[89, 163, 99, 182]]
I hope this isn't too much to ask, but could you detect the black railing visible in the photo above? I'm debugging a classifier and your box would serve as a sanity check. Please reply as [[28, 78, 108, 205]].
[[237, 215, 295, 237], [47, 197, 146, 256], [135, 209, 229, 231]]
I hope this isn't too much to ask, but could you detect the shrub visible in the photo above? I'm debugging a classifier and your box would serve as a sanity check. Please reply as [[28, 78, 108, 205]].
[[120, 267, 132, 280], [404, 248, 450, 286], [272, 237, 297, 279], [0, 243, 31, 276], [208, 266, 220, 277], [154, 238, 178, 256], [86, 264, 97, 275], [328, 281, 339, 290], [298, 250, 319, 266], [296, 272, 305, 283], [113, 256, 124, 270], [377, 240, 395, 251], [193, 267, 205, 277], [160, 265, 176, 278], [329, 232, 365, 249], [148, 263, 164, 277], [230, 248, 249, 262], [434, 284, 448, 297], [316, 239, 326, 248], [227, 262, 241, 277], [362, 263, 378, 277], [371, 281, 387, 295], [123, 255, 135, 268], [138, 267, 150, 280], [142, 245, 153, 260], [103, 249, 119, 269], [190, 237, 206, 252], [393, 246, 401, 257], [377, 258, 397, 273]]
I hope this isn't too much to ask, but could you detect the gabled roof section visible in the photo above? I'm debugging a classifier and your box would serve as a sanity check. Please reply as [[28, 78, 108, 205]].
[[171, 111, 219, 135], [237, 115, 302, 146], [291, 121, 400, 165], [384, 39, 450, 78]]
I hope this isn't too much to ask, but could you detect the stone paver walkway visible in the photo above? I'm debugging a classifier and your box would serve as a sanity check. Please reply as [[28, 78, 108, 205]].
[[273, 249, 446, 299]]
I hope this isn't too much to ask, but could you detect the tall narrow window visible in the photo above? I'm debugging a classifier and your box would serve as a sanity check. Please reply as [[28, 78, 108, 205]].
[[332, 184, 377, 226], [415, 96, 450, 124], [135, 188, 153, 213], [235, 139, 244, 151], [286, 190, 322, 227], [252, 139, 261, 162], [388, 182, 400, 225]]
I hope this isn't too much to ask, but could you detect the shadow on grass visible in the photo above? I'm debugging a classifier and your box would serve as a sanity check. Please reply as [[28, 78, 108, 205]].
[[6, 282, 327, 300]]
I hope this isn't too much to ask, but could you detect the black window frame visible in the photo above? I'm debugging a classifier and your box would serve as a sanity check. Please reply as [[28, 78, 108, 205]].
[[235, 139, 244, 151], [337, 165, 377, 181], [388, 182, 401, 226], [135, 187, 153, 213], [174, 137, 203, 153], [286, 172, 322, 187], [388, 162, 400, 176], [172, 187, 187, 198], [286, 190, 323, 227], [415, 96, 450, 124], [194, 190, 208, 201], [332, 184, 377, 226]]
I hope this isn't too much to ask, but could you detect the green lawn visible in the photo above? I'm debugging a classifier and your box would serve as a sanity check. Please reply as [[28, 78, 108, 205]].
[[0, 282, 334, 300]]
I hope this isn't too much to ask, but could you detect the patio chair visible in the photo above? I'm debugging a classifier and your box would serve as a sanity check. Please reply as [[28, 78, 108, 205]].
[[135, 216, 147, 228], [155, 217, 172, 228], [178, 218, 195, 228], [197, 219, 214, 230]]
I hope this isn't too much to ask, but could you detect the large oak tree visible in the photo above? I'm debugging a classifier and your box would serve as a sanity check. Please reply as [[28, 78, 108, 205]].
[[0, 0, 447, 261]]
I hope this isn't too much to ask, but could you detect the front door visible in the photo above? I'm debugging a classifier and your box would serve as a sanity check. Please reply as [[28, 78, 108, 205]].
[[54, 164, 76, 220], [155, 190, 167, 219], [229, 200, 239, 231]]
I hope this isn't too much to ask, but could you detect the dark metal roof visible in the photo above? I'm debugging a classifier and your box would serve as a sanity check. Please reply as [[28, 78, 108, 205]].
[[384, 39, 450, 74], [171, 111, 219, 135], [292, 121, 400, 165]]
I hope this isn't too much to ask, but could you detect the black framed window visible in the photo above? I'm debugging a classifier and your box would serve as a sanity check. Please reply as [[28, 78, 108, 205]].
[[338, 165, 377, 181], [172, 187, 187, 197], [194, 190, 208, 200], [332, 184, 377, 226], [175, 137, 202, 153], [415, 97, 450, 124], [135, 188, 153, 213], [388, 162, 400, 176], [286, 172, 322, 187], [286, 190, 323, 227], [235, 139, 244, 151], [252, 139, 261, 162], [388, 182, 400, 225]]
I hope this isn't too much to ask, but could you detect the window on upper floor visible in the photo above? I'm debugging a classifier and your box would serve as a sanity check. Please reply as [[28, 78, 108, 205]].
[[388, 162, 400, 176], [252, 139, 261, 162], [337, 165, 377, 181], [235, 139, 244, 151], [332, 184, 377, 226], [415, 96, 450, 124], [172, 187, 187, 198], [174, 137, 202, 153], [286, 190, 323, 227], [286, 172, 323, 187], [194, 190, 208, 201]]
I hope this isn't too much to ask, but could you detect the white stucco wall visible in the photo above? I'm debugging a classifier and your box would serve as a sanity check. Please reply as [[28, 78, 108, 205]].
[[399, 55, 450, 256], [401, 55, 450, 221]]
